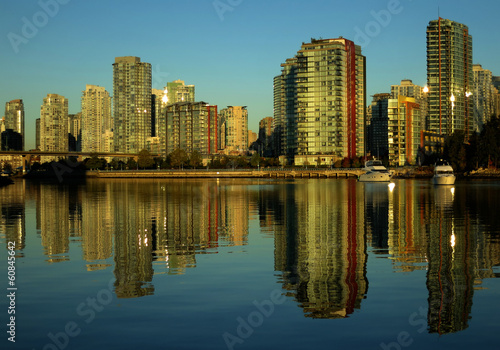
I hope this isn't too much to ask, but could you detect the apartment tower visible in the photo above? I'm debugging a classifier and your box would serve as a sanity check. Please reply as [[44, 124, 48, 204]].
[[274, 38, 366, 164], [426, 18, 473, 139], [81, 85, 112, 153], [3, 99, 25, 150], [219, 106, 248, 154], [40, 94, 68, 153], [113, 56, 152, 153]]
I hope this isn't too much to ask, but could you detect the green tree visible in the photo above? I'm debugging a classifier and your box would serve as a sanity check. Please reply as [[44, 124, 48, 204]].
[[85, 156, 105, 170], [189, 150, 203, 168], [126, 158, 137, 170], [170, 149, 189, 169], [250, 153, 261, 168], [444, 131, 467, 171], [137, 149, 155, 169]]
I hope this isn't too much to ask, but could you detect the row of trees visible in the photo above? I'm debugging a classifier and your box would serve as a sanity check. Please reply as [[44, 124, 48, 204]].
[[82, 149, 283, 171], [443, 116, 500, 172]]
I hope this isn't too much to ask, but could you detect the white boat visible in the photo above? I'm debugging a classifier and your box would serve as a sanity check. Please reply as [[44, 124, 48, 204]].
[[358, 160, 392, 182], [432, 160, 456, 185]]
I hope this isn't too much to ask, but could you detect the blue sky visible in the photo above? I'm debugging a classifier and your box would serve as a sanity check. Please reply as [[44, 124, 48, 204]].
[[1, 0, 499, 150]]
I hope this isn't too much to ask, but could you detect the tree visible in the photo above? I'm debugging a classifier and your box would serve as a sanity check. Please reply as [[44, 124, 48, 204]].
[[444, 131, 467, 172], [250, 153, 261, 168], [126, 158, 137, 170], [189, 150, 203, 168], [341, 157, 350, 168], [170, 149, 189, 169], [85, 156, 105, 170], [316, 157, 322, 167], [137, 149, 155, 169]]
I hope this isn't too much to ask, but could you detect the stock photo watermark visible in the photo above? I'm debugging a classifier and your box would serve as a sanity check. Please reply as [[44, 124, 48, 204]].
[[213, 0, 243, 21], [222, 289, 286, 350], [6, 241, 17, 343], [353, 0, 410, 49], [379, 305, 427, 350], [7, 0, 71, 54]]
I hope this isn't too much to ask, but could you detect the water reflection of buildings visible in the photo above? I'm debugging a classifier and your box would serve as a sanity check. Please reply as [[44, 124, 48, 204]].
[[0, 181, 26, 255], [273, 180, 368, 319], [373, 181, 500, 334]]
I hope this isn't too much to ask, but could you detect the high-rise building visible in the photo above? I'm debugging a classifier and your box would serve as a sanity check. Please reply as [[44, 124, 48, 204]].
[[163, 102, 218, 157], [219, 106, 248, 154], [472, 64, 496, 132], [3, 99, 24, 150], [165, 80, 195, 105], [40, 94, 68, 154], [151, 88, 168, 138], [426, 18, 473, 139], [248, 130, 257, 148], [391, 79, 428, 129], [274, 38, 366, 164], [366, 93, 391, 159], [387, 96, 421, 166], [113, 56, 152, 154], [81, 85, 112, 153], [68, 113, 81, 152]]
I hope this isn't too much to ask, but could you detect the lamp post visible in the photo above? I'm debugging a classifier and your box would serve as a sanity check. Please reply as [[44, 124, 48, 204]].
[[465, 91, 472, 144]]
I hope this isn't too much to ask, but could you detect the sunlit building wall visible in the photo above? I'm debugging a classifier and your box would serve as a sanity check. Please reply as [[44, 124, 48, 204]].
[[472, 64, 495, 132], [275, 38, 366, 163], [427, 18, 473, 139], [165, 80, 195, 105], [387, 96, 421, 166], [219, 106, 248, 154], [391, 79, 427, 130], [113, 56, 152, 154], [40, 94, 68, 161], [81, 85, 112, 153], [164, 102, 218, 157]]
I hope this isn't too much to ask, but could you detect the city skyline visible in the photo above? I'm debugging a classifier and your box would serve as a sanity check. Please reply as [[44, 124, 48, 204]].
[[2, 0, 500, 150]]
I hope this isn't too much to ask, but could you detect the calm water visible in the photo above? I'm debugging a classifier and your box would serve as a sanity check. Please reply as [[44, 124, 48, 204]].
[[1, 178, 499, 350]]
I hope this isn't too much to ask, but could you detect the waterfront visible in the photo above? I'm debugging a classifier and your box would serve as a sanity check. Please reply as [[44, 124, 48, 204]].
[[1, 178, 500, 349]]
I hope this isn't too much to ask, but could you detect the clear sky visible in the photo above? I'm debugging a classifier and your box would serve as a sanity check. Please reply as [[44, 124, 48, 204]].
[[1, 0, 499, 150]]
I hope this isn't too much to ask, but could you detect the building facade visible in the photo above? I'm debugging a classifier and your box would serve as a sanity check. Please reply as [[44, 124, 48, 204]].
[[274, 38, 366, 164], [366, 93, 391, 160], [472, 64, 496, 132], [81, 85, 112, 153], [113, 56, 152, 153], [164, 102, 218, 157], [68, 113, 82, 152], [40, 94, 68, 154], [165, 80, 195, 105], [219, 106, 248, 154], [388, 96, 421, 166], [3, 99, 25, 150], [426, 18, 473, 139], [391, 79, 428, 129]]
